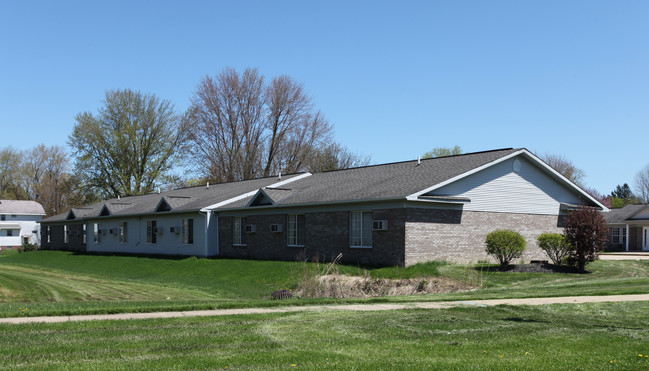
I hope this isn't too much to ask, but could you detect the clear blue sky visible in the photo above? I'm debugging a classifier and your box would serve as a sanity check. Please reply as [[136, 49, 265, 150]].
[[1, 1, 647, 195]]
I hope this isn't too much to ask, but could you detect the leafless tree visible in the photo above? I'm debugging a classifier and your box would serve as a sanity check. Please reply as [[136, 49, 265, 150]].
[[185, 67, 341, 182], [634, 164, 649, 203], [538, 153, 586, 186], [21, 145, 71, 216], [0, 147, 24, 199]]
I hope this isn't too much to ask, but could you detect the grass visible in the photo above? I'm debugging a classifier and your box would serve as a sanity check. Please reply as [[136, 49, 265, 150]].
[[1, 301, 648, 370], [1, 250, 649, 318]]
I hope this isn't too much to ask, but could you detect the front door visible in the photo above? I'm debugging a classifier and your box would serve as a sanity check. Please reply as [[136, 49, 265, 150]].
[[643, 227, 649, 251]]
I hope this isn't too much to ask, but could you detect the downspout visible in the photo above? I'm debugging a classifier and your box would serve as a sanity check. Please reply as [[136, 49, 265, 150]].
[[199, 210, 210, 258], [626, 224, 629, 252]]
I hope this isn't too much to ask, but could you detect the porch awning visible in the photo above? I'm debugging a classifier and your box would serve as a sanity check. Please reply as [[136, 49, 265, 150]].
[[0, 223, 21, 230]]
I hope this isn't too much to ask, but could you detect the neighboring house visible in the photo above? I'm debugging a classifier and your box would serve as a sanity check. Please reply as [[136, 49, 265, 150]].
[[0, 200, 46, 250], [41, 148, 607, 266], [603, 204, 649, 252]]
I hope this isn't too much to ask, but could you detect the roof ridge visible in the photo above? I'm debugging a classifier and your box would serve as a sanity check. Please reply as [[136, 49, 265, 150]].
[[317, 148, 518, 174]]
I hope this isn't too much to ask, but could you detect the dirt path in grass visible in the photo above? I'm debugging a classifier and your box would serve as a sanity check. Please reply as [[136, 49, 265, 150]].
[[3, 294, 649, 325]]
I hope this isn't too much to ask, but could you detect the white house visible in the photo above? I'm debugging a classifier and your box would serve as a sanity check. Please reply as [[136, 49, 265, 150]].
[[0, 200, 46, 249]]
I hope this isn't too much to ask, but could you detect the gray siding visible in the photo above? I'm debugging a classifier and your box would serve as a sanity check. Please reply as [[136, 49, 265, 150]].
[[86, 214, 206, 256], [431, 156, 580, 215]]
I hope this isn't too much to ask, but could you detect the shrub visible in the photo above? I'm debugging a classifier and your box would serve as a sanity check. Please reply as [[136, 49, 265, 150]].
[[537, 233, 572, 265], [19, 242, 39, 253], [485, 229, 527, 269], [563, 204, 608, 271]]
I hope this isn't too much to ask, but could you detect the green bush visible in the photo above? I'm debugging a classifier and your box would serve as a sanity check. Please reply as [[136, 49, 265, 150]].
[[485, 229, 526, 269], [537, 233, 571, 265], [19, 242, 39, 253]]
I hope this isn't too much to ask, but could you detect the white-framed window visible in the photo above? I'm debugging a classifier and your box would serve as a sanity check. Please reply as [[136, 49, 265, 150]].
[[7, 229, 14, 237], [182, 218, 194, 245], [46, 226, 51, 243], [63, 226, 69, 244], [147, 221, 157, 244], [0, 215, 5, 221], [287, 214, 305, 246], [119, 222, 128, 244], [233, 216, 246, 246], [350, 211, 373, 248], [94, 223, 101, 244], [611, 227, 627, 245], [82, 224, 86, 244]]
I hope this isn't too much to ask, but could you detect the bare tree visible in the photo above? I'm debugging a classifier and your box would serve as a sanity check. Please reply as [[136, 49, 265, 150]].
[[21, 145, 71, 216], [308, 143, 371, 173], [538, 153, 586, 186], [185, 68, 338, 182], [635, 164, 649, 203]]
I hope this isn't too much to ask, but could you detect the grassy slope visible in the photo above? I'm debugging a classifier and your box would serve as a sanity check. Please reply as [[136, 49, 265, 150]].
[[1, 301, 648, 370], [1, 250, 649, 318]]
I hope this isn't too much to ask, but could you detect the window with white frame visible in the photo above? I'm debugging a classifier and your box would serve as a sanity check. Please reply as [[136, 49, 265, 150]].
[[64, 225, 69, 244], [46, 226, 51, 243], [119, 222, 128, 243], [94, 223, 101, 244], [350, 211, 373, 248], [287, 214, 305, 246], [611, 227, 627, 245], [182, 218, 194, 245], [82, 224, 86, 244], [233, 216, 246, 245], [147, 221, 157, 244]]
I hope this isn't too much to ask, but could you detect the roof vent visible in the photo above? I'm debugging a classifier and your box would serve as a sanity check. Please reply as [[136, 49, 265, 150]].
[[117, 195, 120, 200], [158, 188, 161, 194], [207, 182, 209, 189], [279, 172, 282, 180], [417, 156, 421, 165]]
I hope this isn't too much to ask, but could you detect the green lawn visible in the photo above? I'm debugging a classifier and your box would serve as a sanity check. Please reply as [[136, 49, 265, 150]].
[[1, 250, 649, 318], [1, 301, 648, 370]]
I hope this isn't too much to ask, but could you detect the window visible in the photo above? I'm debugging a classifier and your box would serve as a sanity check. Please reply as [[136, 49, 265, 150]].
[[147, 221, 157, 244], [7, 229, 13, 237], [182, 218, 194, 245], [64, 226, 69, 244], [46, 226, 51, 243], [611, 227, 627, 245], [82, 224, 86, 244], [0, 215, 4, 221], [287, 214, 305, 246], [233, 216, 246, 245], [119, 222, 128, 243], [350, 211, 373, 248], [94, 223, 101, 244]]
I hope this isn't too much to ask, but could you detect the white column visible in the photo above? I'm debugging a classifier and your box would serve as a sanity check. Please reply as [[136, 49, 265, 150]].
[[626, 224, 629, 252]]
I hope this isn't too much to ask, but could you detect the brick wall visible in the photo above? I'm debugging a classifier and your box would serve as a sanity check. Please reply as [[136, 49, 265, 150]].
[[40, 224, 86, 252], [405, 209, 563, 265], [218, 209, 406, 266]]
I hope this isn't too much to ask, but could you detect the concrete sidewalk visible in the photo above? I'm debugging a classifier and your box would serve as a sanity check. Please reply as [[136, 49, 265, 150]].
[[3, 294, 649, 325], [600, 252, 649, 260]]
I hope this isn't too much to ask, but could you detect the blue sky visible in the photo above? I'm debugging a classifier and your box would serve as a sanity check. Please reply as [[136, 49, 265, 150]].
[[1, 1, 647, 195]]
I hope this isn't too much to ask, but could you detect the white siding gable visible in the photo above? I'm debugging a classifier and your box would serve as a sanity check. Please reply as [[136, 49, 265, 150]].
[[427, 156, 582, 215], [630, 208, 649, 220]]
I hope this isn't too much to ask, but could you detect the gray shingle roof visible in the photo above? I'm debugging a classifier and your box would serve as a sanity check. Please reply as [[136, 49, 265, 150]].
[[41, 174, 302, 223], [604, 204, 649, 223], [221, 148, 521, 209], [0, 200, 45, 215]]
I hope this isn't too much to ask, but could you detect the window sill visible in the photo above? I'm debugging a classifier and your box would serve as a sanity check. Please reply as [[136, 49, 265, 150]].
[[288, 244, 305, 248], [350, 246, 372, 249], [233, 244, 247, 247]]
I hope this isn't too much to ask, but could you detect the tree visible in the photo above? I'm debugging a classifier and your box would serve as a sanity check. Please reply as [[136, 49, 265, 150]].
[[563, 204, 608, 271], [0, 147, 24, 199], [69, 89, 186, 199], [583, 187, 611, 209], [538, 153, 586, 186], [634, 164, 649, 204], [609, 183, 636, 208], [20, 145, 72, 216], [484, 229, 527, 269], [308, 143, 371, 173], [422, 145, 462, 159], [185, 67, 357, 182]]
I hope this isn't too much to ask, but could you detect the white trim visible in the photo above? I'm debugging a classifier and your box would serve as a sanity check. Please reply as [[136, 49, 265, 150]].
[[643, 227, 649, 251], [405, 149, 609, 212], [626, 223, 630, 252], [200, 173, 312, 212], [246, 188, 275, 207]]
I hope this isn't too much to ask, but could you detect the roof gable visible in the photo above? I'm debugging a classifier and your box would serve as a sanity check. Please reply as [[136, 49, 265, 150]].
[[155, 198, 172, 212]]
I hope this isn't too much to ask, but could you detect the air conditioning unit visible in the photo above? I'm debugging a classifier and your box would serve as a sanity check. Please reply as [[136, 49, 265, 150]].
[[244, 224, 256, 233], [170, 226, 180, 234], [157, 226, 164, 235], [109, 228, 115, 234], [101, 229, 107, 235], [270, 224, 283, 233], [67, 229, 73, 235], [372, 220, 388, 231], [73, 230, 80, 236]]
